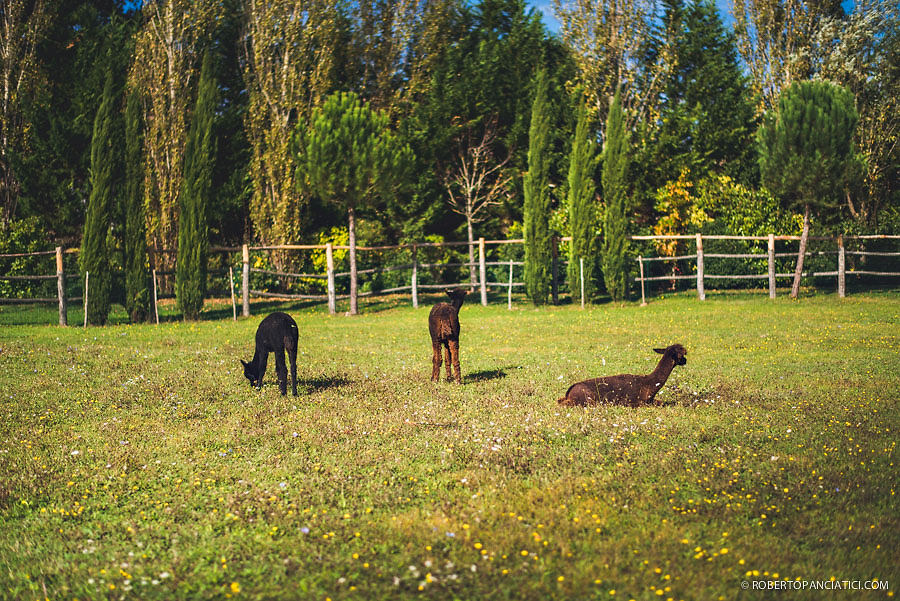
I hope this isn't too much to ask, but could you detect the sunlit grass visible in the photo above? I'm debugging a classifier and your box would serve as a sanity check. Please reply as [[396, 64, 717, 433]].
[[1, 291, 898, 600]]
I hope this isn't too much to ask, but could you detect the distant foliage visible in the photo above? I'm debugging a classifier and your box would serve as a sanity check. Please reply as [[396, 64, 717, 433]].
[[295, 90, 412, 314], [176, 53, 218, 320], [131, 0, 220, 274], [566, 94, 600, 301], [523, 69, 553, 305], [124, 88, 150, 323], [758, 79, 858, 297], [653, 169, 710, 257], [600, 90, 629, 302], [758, 80, 858, 217], [0, 217, 51, 299], [80, 68, 122, 326]]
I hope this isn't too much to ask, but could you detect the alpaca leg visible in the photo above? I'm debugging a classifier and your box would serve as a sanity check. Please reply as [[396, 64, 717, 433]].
[[256, 353, 268, 390], [449, 339, 461, 384], [288, 346, 298, 397], [431, 342, 442, 382], [274, 349, 288, 396], [443, 344, 452, 382]]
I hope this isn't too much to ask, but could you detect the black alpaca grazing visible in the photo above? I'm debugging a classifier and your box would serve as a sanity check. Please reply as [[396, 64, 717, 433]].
[[429, 288, 467, 384], [241, 312, 299, 396], [558, 344, 687, 407]]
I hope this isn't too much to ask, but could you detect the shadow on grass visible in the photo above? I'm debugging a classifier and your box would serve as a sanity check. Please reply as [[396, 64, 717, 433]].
[[297, 374, 352, 394], [465, 367, 516, 383]]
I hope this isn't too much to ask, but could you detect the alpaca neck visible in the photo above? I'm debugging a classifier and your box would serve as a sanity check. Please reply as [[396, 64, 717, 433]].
[[451, 299, 464, 311], [251, 347, 264, 370], [649, 355, 676, 386]]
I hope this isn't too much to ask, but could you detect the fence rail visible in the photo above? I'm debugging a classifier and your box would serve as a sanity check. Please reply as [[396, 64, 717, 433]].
[[634, 233, 900, 304], [2, 233, 899, 323]]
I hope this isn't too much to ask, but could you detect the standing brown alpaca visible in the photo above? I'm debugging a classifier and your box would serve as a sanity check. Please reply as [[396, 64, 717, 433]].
[[429, 288, 467, 383], [558, 344, 687, 407]]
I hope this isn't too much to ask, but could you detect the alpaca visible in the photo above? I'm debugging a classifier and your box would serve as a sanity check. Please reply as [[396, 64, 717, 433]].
[[557, 344, 687, 407], [241, 312, 299, 396], [429, 288, 467, 384]]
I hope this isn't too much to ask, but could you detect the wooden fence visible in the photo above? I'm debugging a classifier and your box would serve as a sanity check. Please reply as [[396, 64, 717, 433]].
[[633, 233, 900, 304], [2, 234, 899, 324], [230, 237, 557, 315]]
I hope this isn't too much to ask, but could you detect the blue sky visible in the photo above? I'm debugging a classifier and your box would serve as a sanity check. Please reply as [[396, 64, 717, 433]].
[[525, 0, 737, 33]]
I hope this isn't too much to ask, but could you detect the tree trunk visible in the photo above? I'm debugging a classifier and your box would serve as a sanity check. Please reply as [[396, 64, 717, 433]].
[[466, 217, 477, 289], [790, 204, 810, 299], [348, 206, 358, 315]]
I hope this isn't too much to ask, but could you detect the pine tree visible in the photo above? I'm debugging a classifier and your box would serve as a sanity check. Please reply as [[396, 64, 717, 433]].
[[523, 68, 552, 305], [176, 52, 217, 320], [601, 90, 630, 302], [567, 93, 599, 301], [295, 91, 412, 315], [124, 88, 150, 323], [757, 80, 857, 298], [80, 66, 121, 325]]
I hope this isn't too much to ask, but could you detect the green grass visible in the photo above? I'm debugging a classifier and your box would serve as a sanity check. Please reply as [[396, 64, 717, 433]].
[[1, 291, 898, 600]]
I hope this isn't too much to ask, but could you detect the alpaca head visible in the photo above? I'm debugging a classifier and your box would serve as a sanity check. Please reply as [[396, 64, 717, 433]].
[[654, 344, 687, 366], [240, 359, 259, 386], [446, 288, 467, 306]]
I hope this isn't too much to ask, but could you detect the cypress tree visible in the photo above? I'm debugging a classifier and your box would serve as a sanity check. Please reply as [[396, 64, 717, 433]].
[[601, 90, 630, 302], [124, 88, 150, 322], [80, 66, 121, 325], [757, 80, 857, 298], [176, 52, 217, 320], [523, 68, 552, 305], [567, 93, 599, 301]]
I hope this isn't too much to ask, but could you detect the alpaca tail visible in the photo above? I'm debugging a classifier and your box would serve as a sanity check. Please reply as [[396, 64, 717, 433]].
[[438, 320, 453, 341]]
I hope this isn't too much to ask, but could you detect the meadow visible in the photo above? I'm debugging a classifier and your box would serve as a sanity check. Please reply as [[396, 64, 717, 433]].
[[0, 291, 898, 600]]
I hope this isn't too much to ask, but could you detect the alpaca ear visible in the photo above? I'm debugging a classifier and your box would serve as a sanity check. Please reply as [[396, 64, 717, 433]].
[[240, 359, 248, 367], [653, 348, 665, 354]]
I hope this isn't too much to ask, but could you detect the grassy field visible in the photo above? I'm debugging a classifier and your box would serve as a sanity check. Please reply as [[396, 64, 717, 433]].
[[0, 291, 898, 600]]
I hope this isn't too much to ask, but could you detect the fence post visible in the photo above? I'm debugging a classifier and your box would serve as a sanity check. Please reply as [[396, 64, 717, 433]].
[[551, 235, 559, 305], [56, 246, 67, 326], [152, 268, 159, 325], [768, 233, 776, 299], [580, 257, 585, 309], [229, 266, 237, 321], [508, 259, 513, 310], [83, 271, 89, 327], [837, 234, 846, 298], [241, 244, 250, 317], [695, 233, 705, 301], [326, 242, 336, 315], [638, 255, 647, 306], [479, 237, 487, 306], [411, 244, 418, 309]]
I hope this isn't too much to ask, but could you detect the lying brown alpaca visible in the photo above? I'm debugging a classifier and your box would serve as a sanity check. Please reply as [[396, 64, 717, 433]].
[[429, 288, 467, 384], [558, 344, 687, 407]]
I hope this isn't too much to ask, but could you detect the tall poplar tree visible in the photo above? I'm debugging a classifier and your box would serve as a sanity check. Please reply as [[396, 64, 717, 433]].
[[131, 0, 219, 280], [242, 0, 339, 249], [523, 68, 552, 305], [0, 0, 48, 227], [601, 90, 629, 302], [295, 91, 412, 315], [176, 52, 217, 320], [757, 80, 857, 298], [124, 88, 150, 323], [567, 93, 599, 301], [81, 67, 122, 326]]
